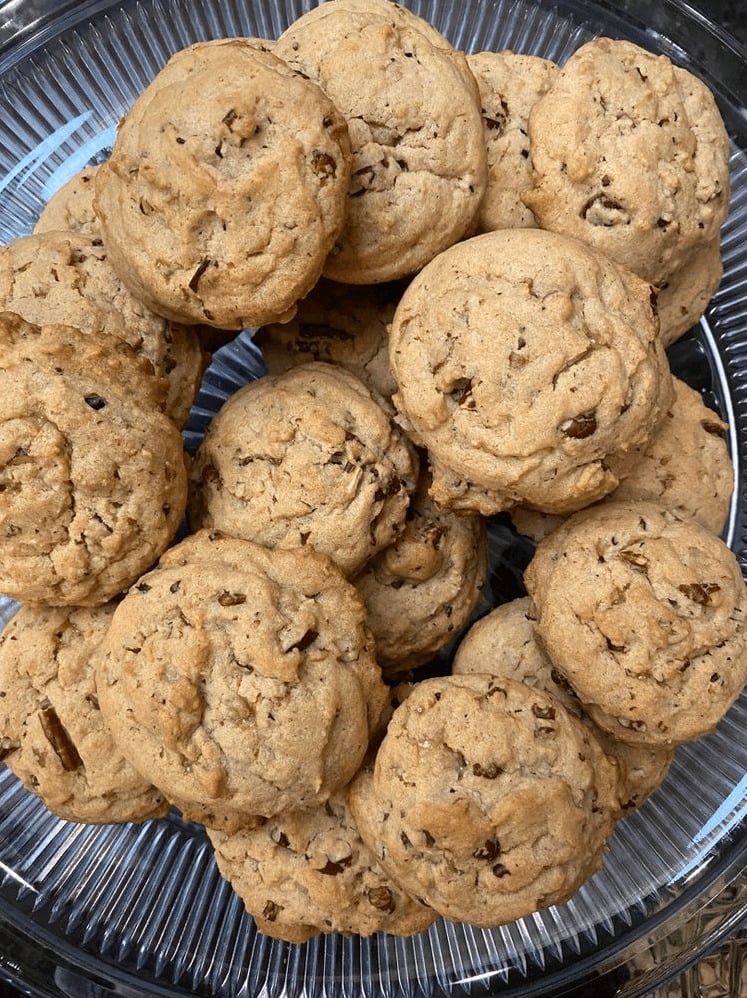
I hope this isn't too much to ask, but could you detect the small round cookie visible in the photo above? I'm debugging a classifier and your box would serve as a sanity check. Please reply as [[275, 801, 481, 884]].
[[274, 2, 487, 283], [94, 39, 352, 329], [207, 785, 436, 940], [0, 231, 205, 426], [352, 469, 488, 674], [189, 362, 419, 578], [522, 38, 730, 286], [349, 674, 619, 927], [0, 313, 188, 607], [656, 238, 724, 348], [389, 228, 673, 515], [452, 597, 674, 811], [33, 165, 100, 236], [95, 530, 388, 826], [466, 50, 559, 231], [255, 278, 403, 408], [0, 603, 168, 824], [524, 500, 747, 747]]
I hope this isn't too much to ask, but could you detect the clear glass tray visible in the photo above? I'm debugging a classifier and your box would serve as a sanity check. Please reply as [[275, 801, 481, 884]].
[[0, 1, 746, 996]]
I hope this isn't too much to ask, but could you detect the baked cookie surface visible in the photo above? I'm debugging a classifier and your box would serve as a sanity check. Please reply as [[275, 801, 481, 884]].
[[389, 228, 673, 515], [524, 500, 747, 746], [95, 530, 388, 826], [349, 673, 619, 927], [274, 2, 487, 283], [189, 362, 419, 577], [0, 603, 168, 824], [33, 165, 100, 236], [523, 38, 729, 285], [656, 238, 723, 348], [94, 39, 352, 329]]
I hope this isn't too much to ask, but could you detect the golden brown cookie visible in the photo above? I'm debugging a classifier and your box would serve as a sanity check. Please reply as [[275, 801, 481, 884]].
[[656, 238, 724, 347], [94, 39, 352, 329], [33, 165, 100, 236]]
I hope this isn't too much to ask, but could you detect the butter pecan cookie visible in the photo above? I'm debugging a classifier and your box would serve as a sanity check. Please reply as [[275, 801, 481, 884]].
[[0, 603, 168, 824], [33, 165, 100, 236], [95, 530, 388, 827], [189, 362, 419, 577], [522, 38, 729, 286], [389, 228, 673, 515], [207, 783, 436, 940], [94, 39, 352, 329], [466, 50, 559, 231], [0, 231, 205, 426], [656, 238, 724, 348], [274, 1, 487, 283], [524, 500, 747, 746], [0, 312, 188, 606], [349, 673, 619, 927]]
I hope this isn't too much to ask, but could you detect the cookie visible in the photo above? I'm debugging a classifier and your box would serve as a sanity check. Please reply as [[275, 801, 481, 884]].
[[0, 603, 168, 824], [255, 278, 403, 408], [352, 468, 488, 674], [349, 673, 619, 927], [466, 50, 559, 231], [207, 784, 436, 940], [0, 312, 188, 606], [452, 597, 674, 811], [522, 38, 729, 286], [388, 228, 673, 515], [33, 165, 100, 237], [524, 500, 747, 747], [0, 231, 205, 426], [95, 529, 388, 826], [94, 39, 352, 329], [274, 1, 487, 283], [656, 238, 724, 347], [511, 375, 733, 540], [189, 362, 419, 578]]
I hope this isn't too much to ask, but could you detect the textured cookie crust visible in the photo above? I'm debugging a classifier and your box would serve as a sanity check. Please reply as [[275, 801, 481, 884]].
[[95, 530, 388, 825], [452, 596, 674, 811], [33, 165, 100, 236], [256, 278, 404, 407], [189, 362, 419, 577], [207, 785, 436, 940], [0, 232, 205, 426], [0, 603, 168, 824], [389, 228, 673, 515], [466, 50, 559, 231], [657, 238, 723, 347], [94, 39, 352, 329], [349, 674, 619, 927], [0, 314, 187, 606], [524, 500, 747, 746], [274, 3, 487, 283], [523, 38, 729, 285], [353, 470, 488, 673]]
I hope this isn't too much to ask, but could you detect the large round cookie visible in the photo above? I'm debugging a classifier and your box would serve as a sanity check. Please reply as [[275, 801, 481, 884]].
[[207, 784, 436, 941], [388, 228, 673, 515], [189, 362, 419, 577], [0, 312, 188, 606], [522, 38, 729, 286], [94, 39, 352, 329], [524, 500, 747, 747], [349, 674, 619, 927], [274, 1, 487, 283], [95, 530, 388, 828], [0, 603, 168, 824], [0, 231, 205, 427]]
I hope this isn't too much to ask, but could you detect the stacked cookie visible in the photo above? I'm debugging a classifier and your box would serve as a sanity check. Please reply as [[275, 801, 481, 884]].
[[0, 0, 743, 945]]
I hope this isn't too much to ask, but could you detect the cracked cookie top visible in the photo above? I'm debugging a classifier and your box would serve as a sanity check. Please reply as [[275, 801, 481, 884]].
[[94, 530, 388, 828], [274, 1, 487, 284], [348, 673, 619, 927], [388, 228, 673, 515], [522, 37, 730, 286], [189, 362, 419, 578], [524, 500, 747, 746], [93, 38, 352, 329]]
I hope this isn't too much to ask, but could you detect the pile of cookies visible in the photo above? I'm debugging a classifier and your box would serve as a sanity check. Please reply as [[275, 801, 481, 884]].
[[1, 0, 745, 944]]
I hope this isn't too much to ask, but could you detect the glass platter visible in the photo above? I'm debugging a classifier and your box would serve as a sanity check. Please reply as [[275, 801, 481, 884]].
[[0, 0, 746, 995]]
